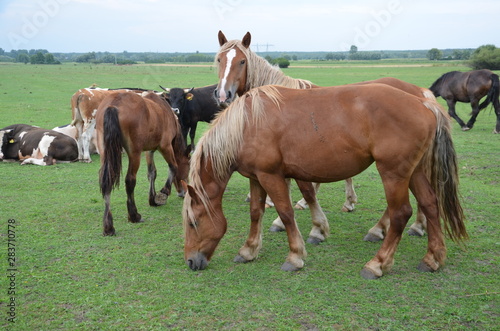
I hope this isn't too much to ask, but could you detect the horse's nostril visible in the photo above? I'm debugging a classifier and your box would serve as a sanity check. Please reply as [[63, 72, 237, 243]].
[[227, 90, 232, 100]]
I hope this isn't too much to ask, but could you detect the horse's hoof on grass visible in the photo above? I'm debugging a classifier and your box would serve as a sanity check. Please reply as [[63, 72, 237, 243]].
[[306, 237, 323, 245], [360, 268, 380, 280], [363, 233, 383, 242], [269, 225, 285, 232], [407, 228, 425, 237], [154, 193, 168, 206], [281, 262, 300, 272], [417, 261, 436, 273], [461, 126, 471, 131], [233, 255, 251, 263]]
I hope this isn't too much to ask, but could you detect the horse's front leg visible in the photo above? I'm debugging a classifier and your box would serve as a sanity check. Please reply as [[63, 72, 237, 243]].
[[446, 99, 468, 130], [125, 154, 143, 223], [342, 177, 358, 212], [234, 178, 266, 263], [465, 99, 481, 130], [295, 180, 329, 245], [262, 175, 306, 271]]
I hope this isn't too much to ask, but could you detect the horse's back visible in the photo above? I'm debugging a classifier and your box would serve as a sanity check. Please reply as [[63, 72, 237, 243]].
[[237, 85, 437, 182]]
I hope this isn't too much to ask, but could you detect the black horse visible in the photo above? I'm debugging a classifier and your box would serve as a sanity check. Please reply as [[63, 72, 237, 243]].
[[429, 69, 500, 133], [161, 84, 222, 148]]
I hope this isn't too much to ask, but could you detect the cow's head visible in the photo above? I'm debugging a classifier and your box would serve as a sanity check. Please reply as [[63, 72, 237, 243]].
[[0, 129, 14, 160], [160, 87, 194, 116]]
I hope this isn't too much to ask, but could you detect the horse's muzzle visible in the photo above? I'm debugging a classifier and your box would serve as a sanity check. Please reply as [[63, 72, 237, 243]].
[[186, 252, 208, 271]]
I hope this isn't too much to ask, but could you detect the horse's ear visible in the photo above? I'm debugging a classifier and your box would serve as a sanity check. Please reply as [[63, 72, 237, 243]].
[[218, 30, 228, 46], [185, 145, 192, 157], [185, 182, 202, 205], [242, 32, 251, 48]]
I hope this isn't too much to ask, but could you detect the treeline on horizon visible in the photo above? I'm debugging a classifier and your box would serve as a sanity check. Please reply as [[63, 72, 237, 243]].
[[0, 47, 475, 64]]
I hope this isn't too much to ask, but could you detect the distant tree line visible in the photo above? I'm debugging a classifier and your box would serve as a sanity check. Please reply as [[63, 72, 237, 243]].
[[0, 45, 499, 69]]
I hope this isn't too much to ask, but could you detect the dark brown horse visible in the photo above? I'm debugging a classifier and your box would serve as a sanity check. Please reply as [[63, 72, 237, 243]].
[[429, 69, 500, 133], [213, 31, 437, 242], [183, 84, 467, 279], [95, 92, 190, 236]]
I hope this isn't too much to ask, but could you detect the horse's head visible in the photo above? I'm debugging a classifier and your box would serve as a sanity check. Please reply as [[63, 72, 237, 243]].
[[214, 30, 251, 108], [182, 179, 227, 271]]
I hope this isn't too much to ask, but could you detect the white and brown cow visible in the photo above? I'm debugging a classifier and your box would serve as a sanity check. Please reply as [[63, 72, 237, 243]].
[[52, 124, 98, 155], [70, 87, 158, 162], [0, 124, 78, 166]]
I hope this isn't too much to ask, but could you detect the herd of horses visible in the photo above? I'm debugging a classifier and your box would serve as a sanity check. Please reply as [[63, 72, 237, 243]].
[[40, 31, 500, 279]]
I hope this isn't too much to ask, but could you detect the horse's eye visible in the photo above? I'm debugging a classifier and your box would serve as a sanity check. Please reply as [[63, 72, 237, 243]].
[[217, 58, 221, 63], [240, 60, 246, 65]]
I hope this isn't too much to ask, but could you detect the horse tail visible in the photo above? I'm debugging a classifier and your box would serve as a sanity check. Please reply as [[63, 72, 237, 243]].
[[99, 106, 123, 197], [423, 101, 468, 243], [478, 73, 500, 110]]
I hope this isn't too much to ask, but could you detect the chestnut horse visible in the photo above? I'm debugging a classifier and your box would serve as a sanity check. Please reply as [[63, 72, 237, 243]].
[[429, 69, 500, 133], [96, 92, 190, 236], [213, 31, 436, 241], [183, 84, 467, 279]]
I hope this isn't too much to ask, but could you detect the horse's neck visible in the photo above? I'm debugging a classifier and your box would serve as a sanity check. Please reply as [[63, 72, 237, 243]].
[[250, 57, 300, 90], [192, 153, 230, 202]]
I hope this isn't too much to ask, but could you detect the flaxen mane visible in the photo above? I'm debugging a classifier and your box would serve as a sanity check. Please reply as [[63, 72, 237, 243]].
[[184, 86, 283, 228], [215, 40, 313, 91]]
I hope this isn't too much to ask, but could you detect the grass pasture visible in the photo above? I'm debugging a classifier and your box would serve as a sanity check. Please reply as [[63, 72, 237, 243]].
[[0, 61, 499, 330]]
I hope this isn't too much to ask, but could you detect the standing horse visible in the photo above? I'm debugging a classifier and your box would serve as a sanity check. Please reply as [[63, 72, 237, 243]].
[[429, 69, 500, 133], [95, 92, 190, 236], [183, 84, 467, 279], [213, 31, 436, 241]]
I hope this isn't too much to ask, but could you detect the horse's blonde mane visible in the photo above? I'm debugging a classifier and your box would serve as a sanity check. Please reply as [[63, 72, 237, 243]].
[[189, 86, 283, 187], [215, 40, 314, 91]]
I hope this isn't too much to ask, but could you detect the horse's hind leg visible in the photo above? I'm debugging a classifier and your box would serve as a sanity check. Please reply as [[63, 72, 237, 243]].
[[295, 180, 329, 245], [102, 193, 115, 236], [125, 153, 143, 223], [364, 206, 427, 242], [361, 179, 412, 279], [493, 98, 500, 133], [409, 169, 445, 272], [235, 178, 266, 263], [146, 151, 166, 206]]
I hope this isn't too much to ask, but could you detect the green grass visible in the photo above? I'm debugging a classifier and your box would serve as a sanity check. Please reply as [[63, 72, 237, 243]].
[[0, 62, 498, 330]]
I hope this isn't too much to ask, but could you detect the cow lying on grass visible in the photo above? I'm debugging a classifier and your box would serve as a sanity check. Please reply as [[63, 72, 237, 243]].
[[0, 124, 78, 166]]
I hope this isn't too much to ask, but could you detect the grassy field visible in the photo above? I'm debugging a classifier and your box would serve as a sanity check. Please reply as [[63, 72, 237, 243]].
[[0, 61, 498, 330]]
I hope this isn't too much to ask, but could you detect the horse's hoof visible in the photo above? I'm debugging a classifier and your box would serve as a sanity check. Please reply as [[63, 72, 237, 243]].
[[269, 225, 285, 232], [417, 261, 437, 273], [103, 230, 116, 236], [363, 233, 384, 242], [360, 268, 381, 280], [233, 255, 251, 263], [154, 193, 168, 206], [341, 205, 355, 212], [408, 228, 425, 237], [306, 237, 323, 245], [461, 126, 471, 131], [493, 130, 500, 134], [281, 261, 300, 272]]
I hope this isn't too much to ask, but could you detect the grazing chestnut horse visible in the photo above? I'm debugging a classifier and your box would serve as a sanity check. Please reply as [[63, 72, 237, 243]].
[[183, 84, 467, 279], [429, 69, 500, 133], [213, 31, 436, 241], [96, 92, 190, 236]]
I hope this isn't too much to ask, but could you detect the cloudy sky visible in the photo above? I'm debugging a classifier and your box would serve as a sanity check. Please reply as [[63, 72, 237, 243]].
[[0, 0, 499, 53]]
